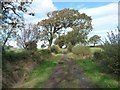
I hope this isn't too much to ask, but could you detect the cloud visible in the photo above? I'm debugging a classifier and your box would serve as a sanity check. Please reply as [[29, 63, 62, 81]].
[[79, 3, 117, 18], [88, 28, 118, 41], [92, 15, 117, 27], [24, 0, 57, 24], [79, 3, 118, 28], [92, 29, 118, 34]]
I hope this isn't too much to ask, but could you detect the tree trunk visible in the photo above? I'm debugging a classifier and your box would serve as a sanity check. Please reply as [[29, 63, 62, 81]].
[[48, 33, 53, 48], [94, 43, 95, 47], [49, 38, 53, 48], [2, 33, 11, 52], [2, 29, 13, 51]]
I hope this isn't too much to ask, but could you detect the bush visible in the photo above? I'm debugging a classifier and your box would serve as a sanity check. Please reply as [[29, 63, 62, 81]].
[[101, 45, 118, 74], [50, 45, 59, 54], [37, 49, 51, 60], [3, 50, 31, 61], [93, 29, 119, 75], [67, 43, 73, 52], [93, 52, 103, 60], [2, 49, 45, 63], [72, 45, 92, 58], [40, 49, 51, 55], [25, 41, 37, 50]]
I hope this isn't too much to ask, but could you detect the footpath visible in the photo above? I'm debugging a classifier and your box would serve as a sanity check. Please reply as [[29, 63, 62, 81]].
[[43, 55, 97, 88]]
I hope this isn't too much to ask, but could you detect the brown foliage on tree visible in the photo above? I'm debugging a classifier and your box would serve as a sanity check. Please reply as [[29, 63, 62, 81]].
[[38, 9, 92, 48]]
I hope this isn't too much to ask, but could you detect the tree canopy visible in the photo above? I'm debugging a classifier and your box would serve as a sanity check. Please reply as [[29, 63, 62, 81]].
[[1, 0, 34, 26], [89, 35, 101, 46], [38, 8, 92, 48], [65, 27, 89, 46]]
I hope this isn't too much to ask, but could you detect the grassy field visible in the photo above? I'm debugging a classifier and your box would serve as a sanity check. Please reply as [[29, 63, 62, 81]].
[[76, 59, 118, 88], [90, 47, 103, 54]]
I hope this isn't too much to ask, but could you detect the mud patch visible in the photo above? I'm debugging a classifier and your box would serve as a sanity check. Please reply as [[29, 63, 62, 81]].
[[43, 56, 97, 88]]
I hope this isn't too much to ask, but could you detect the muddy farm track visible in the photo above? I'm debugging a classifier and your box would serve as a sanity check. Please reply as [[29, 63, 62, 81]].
[[43, 55, 98, 88]]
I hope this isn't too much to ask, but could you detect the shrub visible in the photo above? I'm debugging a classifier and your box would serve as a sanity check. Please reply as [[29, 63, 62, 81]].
[[72, 45, 92, 58], [50, 45, 59, 54], [2, 49, 47, 65], [25, 41, 37, 50], [93, 52, 103, 61], [93, 29, 119, 75], [30, 51, 43, 63], [101, 45, 119, 74], [67, 43, 73, 52], [37, 49, 51, 60], [40, 49, 51, 55], [2, 50, 31, 61]]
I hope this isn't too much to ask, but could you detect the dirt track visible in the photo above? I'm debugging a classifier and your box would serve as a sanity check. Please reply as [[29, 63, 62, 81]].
[[43, 55, 98, 88]]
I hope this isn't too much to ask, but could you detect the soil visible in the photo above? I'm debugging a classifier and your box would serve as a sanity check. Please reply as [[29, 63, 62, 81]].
[[43, 55, 98, 88]]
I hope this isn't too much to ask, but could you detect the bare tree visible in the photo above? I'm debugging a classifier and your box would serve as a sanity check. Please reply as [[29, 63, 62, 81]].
[[0, 0, 34, 51], [17, 24, 41, 50]]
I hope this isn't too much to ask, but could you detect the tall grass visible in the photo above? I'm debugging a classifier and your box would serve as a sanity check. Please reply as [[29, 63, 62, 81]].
[[14, 56, 58, 88], [72, 45, 92, 59], [76, 59, 118, 88]]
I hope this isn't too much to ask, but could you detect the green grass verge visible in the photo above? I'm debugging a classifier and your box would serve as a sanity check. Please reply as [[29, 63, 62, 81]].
[[17, 58, 58, 88], [30, 60, 57, 88], [76, 59, 118, 88]]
